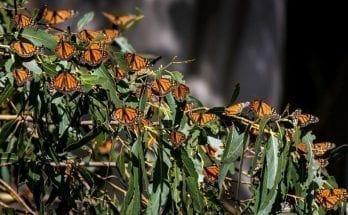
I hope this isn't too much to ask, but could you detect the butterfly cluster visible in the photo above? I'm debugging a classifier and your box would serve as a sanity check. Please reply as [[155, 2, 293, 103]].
[[0, 1, 345, 214]]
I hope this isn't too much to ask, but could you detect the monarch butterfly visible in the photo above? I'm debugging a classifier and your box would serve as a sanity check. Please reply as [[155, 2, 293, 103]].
[[10, 40, 38, 58], [124, 53, 161, 72], [103, 28, 119, 43], [292, 109, 319, 127], [188, 111, 217, 126], [81, 42, 108, 66], [316, 188, 348, 209], [50, 71, 81, 93], [204, 144, 219, 158], [113, 65, 126, 81], [13, 14, 34, 28], [12, 67, 32, 86], [150, 78, 175, 96], [55, 39, 76, 60], [128, 119, 151, 135], [125, 53, 150, 72], [172, 84, 190, 102], [42, 7, 77, 25], [77, 29, 101, 43], [203, 165, 219, 182], [97, 138, 113, 154], [297, 142, 336, 156], [102, 12, 136, 26], [224, 101, 250, 116], [250, 99, 277, 117], [170, 131, 186, 148], [315, 158, 329, 168], [111, 107, 139, 124]]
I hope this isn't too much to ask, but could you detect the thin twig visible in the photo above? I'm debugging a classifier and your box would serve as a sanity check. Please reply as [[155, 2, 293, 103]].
[[0, 179, 36, 214]]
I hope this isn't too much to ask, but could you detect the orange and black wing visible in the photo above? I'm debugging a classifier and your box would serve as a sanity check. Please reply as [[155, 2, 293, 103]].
[[81, 43, 107, 66], [297, 113, 319, 127], [170, 131, 186, 148], [312, 142, 336, 156], [124, 53, 150, 72], [77, 29, 101, 43], [112, 107, 139, 124], [150, 78, 175, 96], [250, 99, 277, 117], [172, 84, 190, 102], [55, 40, 76, 60], [51, 72, 81, 93], [102, 12, 136, 26], [13, 14, 34, 28], [43, 8, 77, 25], [224, 101, 250, 116], [203, 165, 219, 182], [12, 67, 32, 86], [102, 29, 119, 43], [113, 65, 127, 81], [188, 111, 216, 126], [316, 188, 348, 209], [10, 40, 37, 58]]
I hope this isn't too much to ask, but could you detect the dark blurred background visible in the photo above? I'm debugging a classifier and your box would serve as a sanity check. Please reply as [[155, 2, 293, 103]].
[[30, 0, 348, 187]]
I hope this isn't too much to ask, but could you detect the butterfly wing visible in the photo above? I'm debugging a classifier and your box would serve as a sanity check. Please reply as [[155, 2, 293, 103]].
[[172, 84, 190, 102], [124, 53, 151, 71], [81, 43, 107, 66], [51, 72, 81, 93], [55, 40, 76, 60], [43, 8, 76, 25], [151, 78, 175, 96], [203, 165, 219, 182], [170, 131, 186, 148], [312, 142, 336, 156], [11, 40, 37, 58], [224, 101, 250, 116], [113, 66, 127, 81], [112, 107, 139, 124], [250, 99, 277, 117], [13, 14, 33, 28], [188, 111, 216, 126], [12, 67, 32, 86]]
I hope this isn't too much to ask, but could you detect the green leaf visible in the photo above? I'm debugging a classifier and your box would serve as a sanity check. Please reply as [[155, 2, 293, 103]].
[[0, 84, 14, 105], [0, 120, 17, 144], [4, 58, 14, 73], [219, 126, 245, 192], [146, 185, 162, 215], [0, 153, 18, 164], [186, 176, 204, 212], [265, 134, 279, 189], [229, 83, 240, 104], [115, 37, 136, 53], [64, 125, 103, 151], [23, 59, 42, 74], [21, 28, 57, 50], [181, 150, 198, 179], [77, 12, 95, 31]]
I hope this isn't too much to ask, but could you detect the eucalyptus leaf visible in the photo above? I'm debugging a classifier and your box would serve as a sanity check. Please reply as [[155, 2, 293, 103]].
[[77, 12, 94, 31]]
